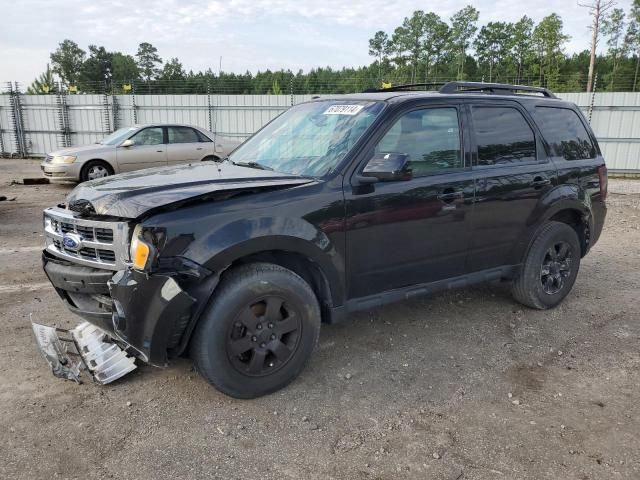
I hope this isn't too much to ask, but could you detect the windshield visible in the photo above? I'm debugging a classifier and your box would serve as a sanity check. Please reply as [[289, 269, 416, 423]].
[[100, 127, 138, 145], [229, 100, 384, 177]]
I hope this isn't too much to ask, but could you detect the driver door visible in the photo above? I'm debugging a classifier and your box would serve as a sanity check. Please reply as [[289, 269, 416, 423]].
[[116, 126, 168, 172], [344, 105, 475, 299]]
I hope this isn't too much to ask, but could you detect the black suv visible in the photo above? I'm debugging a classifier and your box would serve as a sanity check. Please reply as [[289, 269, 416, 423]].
[[35, 82, 607, 398]]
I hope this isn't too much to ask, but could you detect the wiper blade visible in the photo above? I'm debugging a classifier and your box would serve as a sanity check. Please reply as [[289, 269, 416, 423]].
[[233, 161, 273, 171]]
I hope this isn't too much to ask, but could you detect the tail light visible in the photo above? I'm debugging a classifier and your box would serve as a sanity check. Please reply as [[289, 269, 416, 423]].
[[597, 165, 608, 201]]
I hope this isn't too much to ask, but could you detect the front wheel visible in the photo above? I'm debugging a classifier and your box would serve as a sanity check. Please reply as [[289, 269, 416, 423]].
[[80, 160, 113, 182], [512, 221, 581, 309], [190, 263, 321, 398]]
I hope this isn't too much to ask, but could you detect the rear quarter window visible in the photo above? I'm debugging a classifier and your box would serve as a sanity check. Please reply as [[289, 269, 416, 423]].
[[534, 107, 596, 160]]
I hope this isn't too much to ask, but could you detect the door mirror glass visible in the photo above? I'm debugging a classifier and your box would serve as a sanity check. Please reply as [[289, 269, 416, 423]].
[[120, 139, 134, 147], [362, 153, 412, 181]]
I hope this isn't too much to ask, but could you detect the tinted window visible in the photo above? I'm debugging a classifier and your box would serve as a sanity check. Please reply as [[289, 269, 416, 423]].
[[374, 108, 462, 176], [472, 107, 536, 165], [132, 127, 163, 146], [535, 107, 596, 160], [168, 127, 200, 144]]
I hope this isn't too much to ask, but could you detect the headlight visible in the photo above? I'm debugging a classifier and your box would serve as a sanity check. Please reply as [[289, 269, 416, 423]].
[[51, 155, 77, 164], [129, 225, 154, 271]]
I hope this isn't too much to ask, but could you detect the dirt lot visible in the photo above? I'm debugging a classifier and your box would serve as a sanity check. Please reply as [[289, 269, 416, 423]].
[[1, 158, 639, 480]]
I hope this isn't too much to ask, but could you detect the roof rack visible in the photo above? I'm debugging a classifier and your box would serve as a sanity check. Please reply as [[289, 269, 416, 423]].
[[439, 81, 558, 99], [362, 82, 445, 93]]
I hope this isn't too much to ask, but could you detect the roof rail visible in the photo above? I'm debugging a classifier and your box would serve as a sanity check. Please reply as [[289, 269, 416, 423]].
[[439, 81, 558, 99], [362, 82, 445, 93]]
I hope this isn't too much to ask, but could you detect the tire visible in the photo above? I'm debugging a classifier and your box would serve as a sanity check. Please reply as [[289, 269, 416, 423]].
[[190, 262, 321, 398], [512, 221, 581, 310], [80, 160, 113, 182]]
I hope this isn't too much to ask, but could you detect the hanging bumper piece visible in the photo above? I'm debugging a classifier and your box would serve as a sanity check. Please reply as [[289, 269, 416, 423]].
[[31, 320, 137, 385]]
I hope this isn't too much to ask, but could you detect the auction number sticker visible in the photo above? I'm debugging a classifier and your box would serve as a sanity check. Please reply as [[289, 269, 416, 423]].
[[323, 105, 364, 115]]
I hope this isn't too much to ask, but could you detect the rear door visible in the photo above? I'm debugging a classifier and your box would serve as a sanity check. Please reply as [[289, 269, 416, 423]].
[[167, 126, 213, 165], [116, 126, 167, 172], [344, 104, 475, 299], [467, 101, 557, 271]]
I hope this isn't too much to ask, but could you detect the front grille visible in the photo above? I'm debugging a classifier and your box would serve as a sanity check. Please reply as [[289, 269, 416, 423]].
[[45, 155, 53, 163], [43, 206, 130, 271], [95, 228, 113, 243]]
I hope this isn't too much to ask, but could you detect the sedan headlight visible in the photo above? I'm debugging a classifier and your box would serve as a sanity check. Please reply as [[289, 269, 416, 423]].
[[51, 155, 77, 164]]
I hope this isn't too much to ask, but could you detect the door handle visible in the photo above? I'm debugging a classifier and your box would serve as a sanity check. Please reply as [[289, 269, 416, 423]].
[[196, 147, 203, 150], [530, 176, 551, 188], [157, 150, 163, 153], [437, 190, 464, 202]]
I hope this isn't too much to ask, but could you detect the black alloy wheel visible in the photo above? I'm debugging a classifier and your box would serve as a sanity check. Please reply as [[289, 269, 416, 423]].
[[226, 296, 302, 377], [540, 241, 573, 295], [190, 262, 321, 398], [512, 221, 581, 310]]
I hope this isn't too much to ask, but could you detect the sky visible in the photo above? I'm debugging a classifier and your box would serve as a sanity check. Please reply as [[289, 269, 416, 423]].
[[0, 0, 635, 86]]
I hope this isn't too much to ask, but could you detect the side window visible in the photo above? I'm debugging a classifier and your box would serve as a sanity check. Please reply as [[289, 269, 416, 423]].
[[195, 129, 213, 143], [373, 107, 462, 176], [534, 107, 596, 160], [168, 127, 200, 144], [471, 107, 536, 166], [132, 127, 163, 146]]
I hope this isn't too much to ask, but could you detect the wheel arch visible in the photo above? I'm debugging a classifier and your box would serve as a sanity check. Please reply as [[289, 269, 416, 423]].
[[225, 250, 335, 324], [81, 158, 115, 176], [511, 186, 593, 265]]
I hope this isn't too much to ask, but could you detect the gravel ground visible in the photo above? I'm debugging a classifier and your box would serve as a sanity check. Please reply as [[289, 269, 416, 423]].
[[1, 159, 639, 480]]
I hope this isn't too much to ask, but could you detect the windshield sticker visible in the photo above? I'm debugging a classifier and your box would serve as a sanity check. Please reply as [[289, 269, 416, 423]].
[[323, 105, 364, 115]]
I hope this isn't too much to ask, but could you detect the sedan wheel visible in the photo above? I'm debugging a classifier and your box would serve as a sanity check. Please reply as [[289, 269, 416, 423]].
[[87, 165, 110, 180]]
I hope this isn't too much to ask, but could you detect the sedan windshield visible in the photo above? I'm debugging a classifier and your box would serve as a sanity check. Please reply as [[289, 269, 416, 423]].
[[100, 127, 138, 145], [229, 100, 384, 177]]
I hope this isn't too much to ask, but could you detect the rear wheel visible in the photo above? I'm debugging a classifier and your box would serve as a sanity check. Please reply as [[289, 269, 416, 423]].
[[80, 160, 113, 182], [190, 262, 321, 398], [512, 221, 581, 309]]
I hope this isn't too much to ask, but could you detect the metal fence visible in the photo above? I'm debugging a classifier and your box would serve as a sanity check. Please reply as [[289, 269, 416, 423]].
[[1, 87, 639, 173]]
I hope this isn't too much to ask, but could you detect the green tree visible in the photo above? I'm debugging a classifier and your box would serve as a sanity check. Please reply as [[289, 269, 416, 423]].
[[79, 45, 113, 90], [26, 64, 57, 94], [511, 16, 535, 84], [136, 42, 162, 81], [161, 58, 186, 81], [627, 0, 640, 91], [533, 14, 570, 89], [450, 5, 480, 79], [271, 78, 282, 94], [474, 21, 513, 82], [602, 8, 626, 89], [368, 30, 391, 80], [50, 39, 85, 86], [391, 11, 428, 82], [111, 53, 139, 82], [421, 13, 449, 81]]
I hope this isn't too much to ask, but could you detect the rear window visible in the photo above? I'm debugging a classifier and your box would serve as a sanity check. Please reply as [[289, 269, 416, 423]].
[[471, 106, 537, 165], [534, 107, 596, 160]]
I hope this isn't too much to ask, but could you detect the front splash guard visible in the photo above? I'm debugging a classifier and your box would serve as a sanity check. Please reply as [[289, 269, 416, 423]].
[[31, 320, 137, 384]]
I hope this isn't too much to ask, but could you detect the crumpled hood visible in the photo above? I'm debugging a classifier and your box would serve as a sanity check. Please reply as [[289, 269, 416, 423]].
[[66, 162, 314, 218]]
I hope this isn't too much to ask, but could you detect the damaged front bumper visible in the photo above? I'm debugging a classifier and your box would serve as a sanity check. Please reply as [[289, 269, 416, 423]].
[[41, 251, 214, 371], [31, 321, 137, 384]]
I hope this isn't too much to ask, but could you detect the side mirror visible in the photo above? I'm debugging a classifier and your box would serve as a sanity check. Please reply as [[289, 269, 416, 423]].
[[120, 139, 134, 147], [361, 153, 412, 182]]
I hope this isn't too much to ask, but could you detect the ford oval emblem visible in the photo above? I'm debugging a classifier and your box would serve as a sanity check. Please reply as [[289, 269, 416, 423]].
[[62, 233, 82, 250]]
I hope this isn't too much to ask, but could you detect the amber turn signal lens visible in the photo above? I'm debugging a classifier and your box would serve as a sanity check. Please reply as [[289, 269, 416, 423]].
[[131, 237, 150, 270]]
